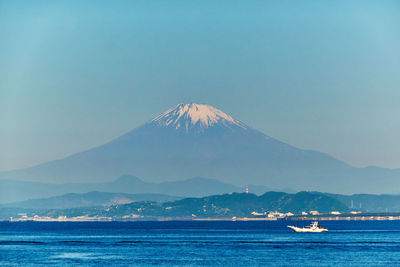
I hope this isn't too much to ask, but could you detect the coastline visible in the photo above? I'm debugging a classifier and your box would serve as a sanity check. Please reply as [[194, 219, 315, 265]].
[[6, 212, 400, 222]]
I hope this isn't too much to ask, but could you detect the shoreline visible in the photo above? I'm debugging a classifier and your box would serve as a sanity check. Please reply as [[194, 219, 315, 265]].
[[6, 213, 400, 222]]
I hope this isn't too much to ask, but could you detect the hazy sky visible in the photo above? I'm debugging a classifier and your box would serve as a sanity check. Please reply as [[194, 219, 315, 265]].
[[1, 0, 400, 172]]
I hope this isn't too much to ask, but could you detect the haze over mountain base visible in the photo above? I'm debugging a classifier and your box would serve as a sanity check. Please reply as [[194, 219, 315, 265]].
[[0, 175, 274, 204]]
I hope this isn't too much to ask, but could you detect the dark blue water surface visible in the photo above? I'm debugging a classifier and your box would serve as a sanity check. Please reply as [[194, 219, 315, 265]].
[[1, 220, 400, 266]]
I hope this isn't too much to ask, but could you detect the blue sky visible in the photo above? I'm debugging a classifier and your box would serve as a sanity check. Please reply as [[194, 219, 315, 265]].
[[1, 0, 400, 171]]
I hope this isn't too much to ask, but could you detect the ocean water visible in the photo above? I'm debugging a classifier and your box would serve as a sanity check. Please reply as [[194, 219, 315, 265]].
[[1, 220, 400, 266]]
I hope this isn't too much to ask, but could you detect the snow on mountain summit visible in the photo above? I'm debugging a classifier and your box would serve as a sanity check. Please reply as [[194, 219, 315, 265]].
[[151, 103, 247, 131]]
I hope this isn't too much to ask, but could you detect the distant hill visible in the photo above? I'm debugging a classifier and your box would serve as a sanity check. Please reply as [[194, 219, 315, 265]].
[[1, 191, 348, 220], [2, 103, 400, 194], [0, 175, 273, 204], [328, 193, 400, 212], [5, 188, 400, 214], [1, 191, 180, 209]]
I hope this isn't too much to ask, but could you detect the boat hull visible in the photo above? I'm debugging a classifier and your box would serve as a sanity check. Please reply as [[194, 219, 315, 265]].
[[287, 226, 328, 232]]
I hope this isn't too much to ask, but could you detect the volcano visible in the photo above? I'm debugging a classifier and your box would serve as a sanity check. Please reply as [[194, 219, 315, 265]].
[[2, 103, 400, 193]]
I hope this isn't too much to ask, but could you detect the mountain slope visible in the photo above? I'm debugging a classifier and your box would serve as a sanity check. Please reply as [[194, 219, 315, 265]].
[[2, 103, 400, 193]]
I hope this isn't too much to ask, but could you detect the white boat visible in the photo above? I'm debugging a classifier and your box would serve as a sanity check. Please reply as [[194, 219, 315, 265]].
[[287, 221, 328, 232]]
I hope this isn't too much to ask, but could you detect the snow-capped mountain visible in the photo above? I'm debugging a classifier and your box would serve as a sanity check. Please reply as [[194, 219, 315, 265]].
[[151, 103, 247, 132], [2, 103, 400, 194]]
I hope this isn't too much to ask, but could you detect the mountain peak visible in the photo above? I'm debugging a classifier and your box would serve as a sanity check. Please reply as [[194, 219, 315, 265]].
[[151, 103, 247, 131]]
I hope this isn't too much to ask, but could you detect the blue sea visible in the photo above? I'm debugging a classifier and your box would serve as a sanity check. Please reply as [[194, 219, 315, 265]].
[[1, 220, 400, 266]]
